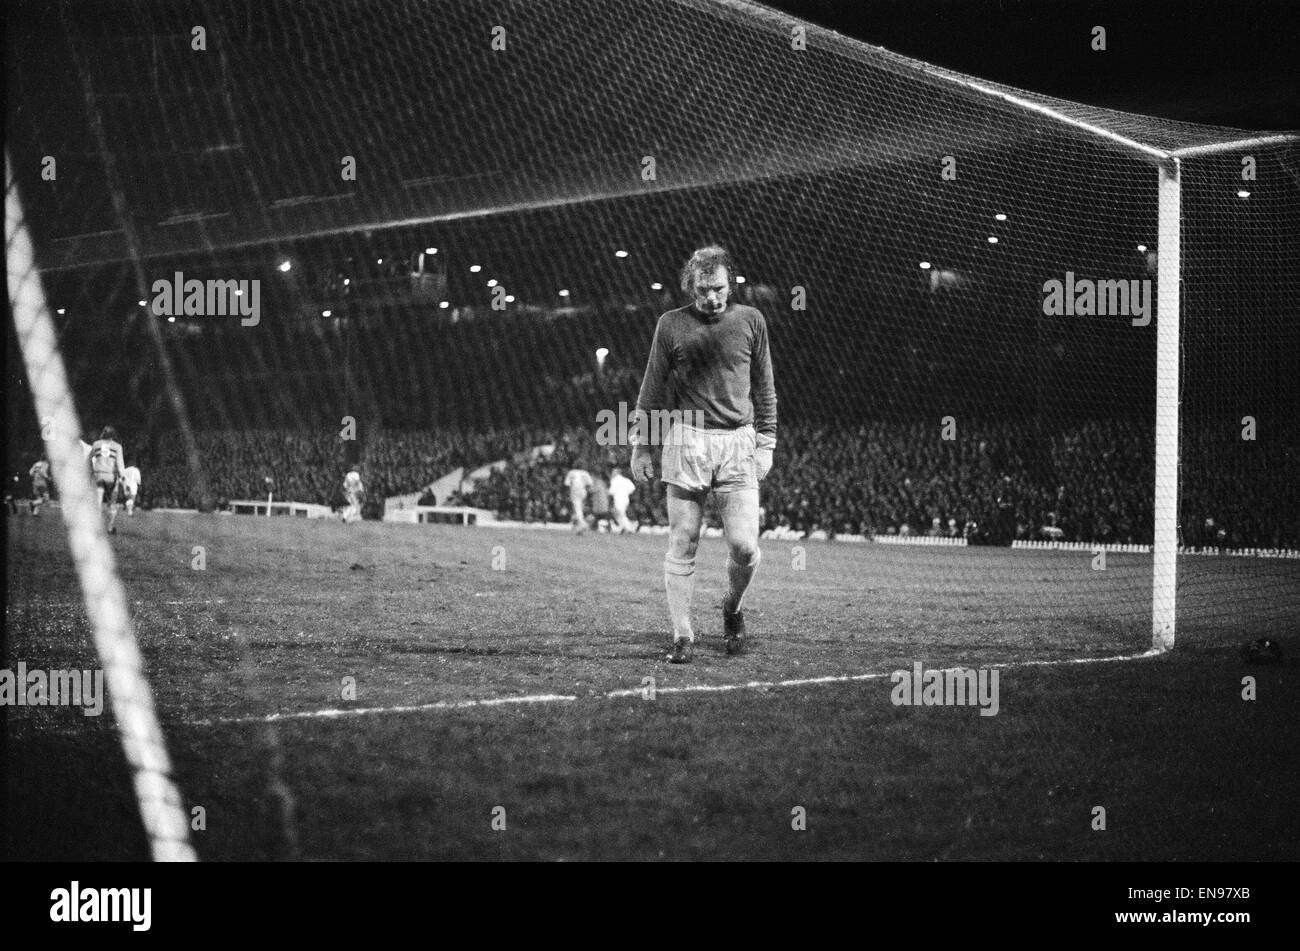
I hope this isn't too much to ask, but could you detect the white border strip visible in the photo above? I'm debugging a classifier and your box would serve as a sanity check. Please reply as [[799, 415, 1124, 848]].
[[1012, 539, 1300, 558]]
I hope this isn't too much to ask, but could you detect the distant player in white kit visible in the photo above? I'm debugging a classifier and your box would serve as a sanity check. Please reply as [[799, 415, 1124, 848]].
[[564, 467, 593, 533], [29, 458, 51, 516], [121, 465, 141, 516], [89, 426, 127, 534], [342, 469, 364, 523], [608, 467, 636, 534]]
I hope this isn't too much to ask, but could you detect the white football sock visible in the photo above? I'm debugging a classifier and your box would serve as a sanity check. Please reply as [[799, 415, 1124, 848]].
[[664, 554, 696, 640]]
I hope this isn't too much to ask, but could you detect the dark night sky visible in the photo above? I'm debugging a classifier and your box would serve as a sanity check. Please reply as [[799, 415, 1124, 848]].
[[764, 0, 1298, 130]]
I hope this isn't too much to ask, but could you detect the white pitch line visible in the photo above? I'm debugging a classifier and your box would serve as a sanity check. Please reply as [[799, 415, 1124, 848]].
[[8, 599, 228, 608], [182, 648, 1165, 727], [187, 692, 580, 727]]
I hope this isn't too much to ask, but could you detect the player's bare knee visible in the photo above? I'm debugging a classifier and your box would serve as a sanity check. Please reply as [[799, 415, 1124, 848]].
[[668, 530, 699, 560], [729, 540, 760, 567]]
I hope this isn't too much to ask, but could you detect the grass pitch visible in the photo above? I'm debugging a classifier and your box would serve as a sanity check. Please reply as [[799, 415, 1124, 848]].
[[5, 510, 1299, 860]]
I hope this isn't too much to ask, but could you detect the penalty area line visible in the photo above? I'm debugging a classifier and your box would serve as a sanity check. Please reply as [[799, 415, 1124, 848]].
[[183, 647, 1165, 727]]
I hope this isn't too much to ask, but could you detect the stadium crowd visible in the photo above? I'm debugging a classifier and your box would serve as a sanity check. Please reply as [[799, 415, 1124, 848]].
[[128, 427, 539, 513], [456, 427, 669, 527], [457, 420, 1298, 549], [11, 420, 1297, 550]]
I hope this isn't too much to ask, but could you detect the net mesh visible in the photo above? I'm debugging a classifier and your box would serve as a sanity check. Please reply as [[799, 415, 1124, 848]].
[[9, 0, 1294, 537], [5, 0, 1299, 859], [1179, 146, 1300, 632]]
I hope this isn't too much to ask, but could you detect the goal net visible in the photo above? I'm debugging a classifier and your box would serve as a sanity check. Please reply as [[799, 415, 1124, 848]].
[[6, 0, 1298, 858]]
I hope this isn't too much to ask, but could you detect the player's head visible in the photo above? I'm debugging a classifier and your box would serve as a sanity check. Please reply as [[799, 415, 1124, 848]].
[[680, 245, 734, 316], [100, 426, 118, 442]]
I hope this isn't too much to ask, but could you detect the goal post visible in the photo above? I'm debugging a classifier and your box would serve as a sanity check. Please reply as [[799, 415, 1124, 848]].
[[5, 151, 196, 862], [1153, 158, 1180, 650]]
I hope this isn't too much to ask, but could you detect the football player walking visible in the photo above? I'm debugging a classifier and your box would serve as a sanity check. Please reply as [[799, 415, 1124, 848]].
[[631, 246, 777, 663]]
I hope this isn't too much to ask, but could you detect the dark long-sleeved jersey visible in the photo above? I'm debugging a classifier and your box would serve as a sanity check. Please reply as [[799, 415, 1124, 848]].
[[635, 302, 777, 440], [89, 439, 125, 480]]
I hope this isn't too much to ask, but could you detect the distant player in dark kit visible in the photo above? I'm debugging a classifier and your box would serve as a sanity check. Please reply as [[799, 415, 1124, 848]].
[[631, 246, 777, 663], [589, 474, 611, 531], [89, 427, 126, 534]]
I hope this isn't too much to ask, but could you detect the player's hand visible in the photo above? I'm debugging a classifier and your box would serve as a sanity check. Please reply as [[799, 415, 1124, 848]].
[[630, 445, 654, 483], [755, 433, 775, 481]]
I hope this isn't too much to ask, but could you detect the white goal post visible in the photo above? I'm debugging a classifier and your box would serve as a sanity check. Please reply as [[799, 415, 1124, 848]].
[[6, 152, 197, 862], [897, 64, 1296, 650], [1153, 160, 1181, 650]]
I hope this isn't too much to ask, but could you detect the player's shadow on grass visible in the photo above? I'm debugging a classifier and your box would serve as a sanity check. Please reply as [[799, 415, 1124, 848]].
[[379, 637, 678, 662], [248, 633, 723, 662], [631, 628, 745, 659]]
